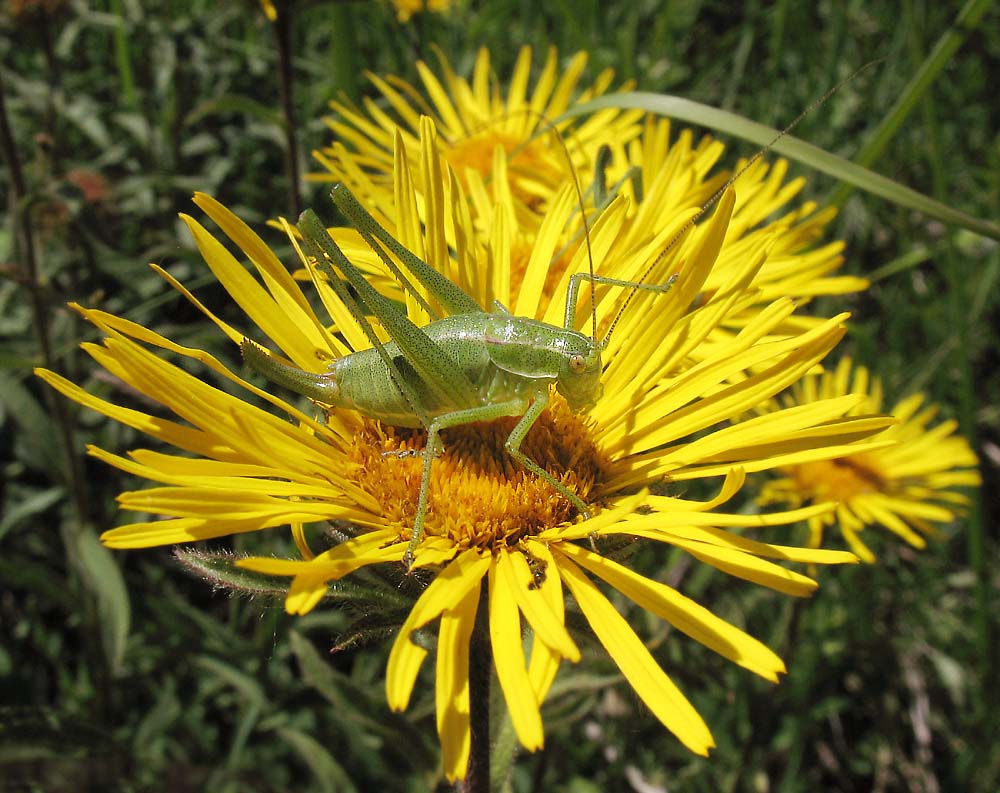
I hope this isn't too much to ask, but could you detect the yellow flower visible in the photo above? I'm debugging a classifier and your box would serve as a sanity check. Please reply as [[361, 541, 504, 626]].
[[758, 357, 981, 562], [38, 125, 890, 781], [312, 45, 643, 213], [318, 68, 866, 340], [390, 0, 451, 22], [258, 0, 277, 22]]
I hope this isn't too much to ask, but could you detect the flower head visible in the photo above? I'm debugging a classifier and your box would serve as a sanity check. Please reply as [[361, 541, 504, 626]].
[[757, 357, 980, 562], [608, 117, 869, 333], [312, 46, 643, 213], [315, 51, 866, 342], [38, 118, 889, 780], [390, 0, 452, 22]]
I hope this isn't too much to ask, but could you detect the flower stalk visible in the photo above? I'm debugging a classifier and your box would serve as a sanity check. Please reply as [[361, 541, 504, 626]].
[[462, 591, 492, 793]]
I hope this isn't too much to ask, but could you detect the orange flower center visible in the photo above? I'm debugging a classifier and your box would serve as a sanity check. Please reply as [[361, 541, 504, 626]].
[[446, 130, 564, 209], [349, 396, 608, 551], [789, 454, 888, 502]]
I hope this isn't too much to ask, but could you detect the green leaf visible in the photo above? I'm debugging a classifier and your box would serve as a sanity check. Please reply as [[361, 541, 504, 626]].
[[132, 680, 182, 753], [73, 528, 131, 675], [272, 725, 357, 793], [0, 373, 67, 478], [195, 656, 266, 709], [185, 95, 284, 128], [558, 92, 1000, 242], [287, 631, 427, 779], [0, 486, 64, 542], [288, 631, 387, 735], [195, 656, 267, 769]]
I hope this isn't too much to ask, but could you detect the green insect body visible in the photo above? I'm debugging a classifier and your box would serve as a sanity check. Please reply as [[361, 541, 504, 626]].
[[245, 312, 602, 429], [243, 182, 668, 564]]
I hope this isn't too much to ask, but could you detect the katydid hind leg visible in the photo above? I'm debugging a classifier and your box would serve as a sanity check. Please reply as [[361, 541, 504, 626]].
[[299, 210, 480, 413], [331, 184, 482, 318]]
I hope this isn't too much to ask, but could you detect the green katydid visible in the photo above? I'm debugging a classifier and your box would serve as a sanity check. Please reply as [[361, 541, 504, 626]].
[[242, 182, 676, 565]]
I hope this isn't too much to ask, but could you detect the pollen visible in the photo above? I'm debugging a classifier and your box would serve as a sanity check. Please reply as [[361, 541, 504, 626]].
[[348, 395, 608, 551], [787, 454, 888, 503]]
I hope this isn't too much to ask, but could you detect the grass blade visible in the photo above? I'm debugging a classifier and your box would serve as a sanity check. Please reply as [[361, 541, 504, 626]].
[[558, 92, 1000, 241]]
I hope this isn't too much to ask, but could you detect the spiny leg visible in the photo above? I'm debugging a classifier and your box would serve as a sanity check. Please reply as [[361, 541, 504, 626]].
[[405, 398, 529, 567], [503, 388, 590, 519]]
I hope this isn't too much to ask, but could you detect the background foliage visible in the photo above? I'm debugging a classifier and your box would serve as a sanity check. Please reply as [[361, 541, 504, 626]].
[[1, 1, 997, 791]]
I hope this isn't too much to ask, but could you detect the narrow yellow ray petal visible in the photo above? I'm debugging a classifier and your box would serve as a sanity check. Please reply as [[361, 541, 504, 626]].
[[87, 446, 342, 496], [73, 304, 346, 441], [101, 516, 330, 548], [386, 549, 490, 711], [535, 491, 648, 541], [191, 193, 331, 351], [559, 543, 785, 681], [499, 549, 579, 662], [180, 213, 320, 369], [437, 583, 479, 782], [556, 553, 715, 755], [523, 541, 566, 701], [36, 368, 220, 458], [609, 516, 858, 565], [415, 61, 465, 138], [488, 560, 544, 751], [677, 541, 823, 597]]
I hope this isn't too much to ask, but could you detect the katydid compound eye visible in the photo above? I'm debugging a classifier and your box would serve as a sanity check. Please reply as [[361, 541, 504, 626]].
[[569, 354, 587, 373]]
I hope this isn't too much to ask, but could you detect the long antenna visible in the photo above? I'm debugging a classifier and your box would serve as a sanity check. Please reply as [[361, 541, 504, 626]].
[[448, 104, 602, 339], [480, 109, 601, 340], [601, 59, 882, 346]]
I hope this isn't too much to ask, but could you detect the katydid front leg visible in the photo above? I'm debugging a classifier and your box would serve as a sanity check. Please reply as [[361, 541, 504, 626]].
[[406, 398, 528, 566], [502, 386, 591, 518], [404, 386, 591, 566]]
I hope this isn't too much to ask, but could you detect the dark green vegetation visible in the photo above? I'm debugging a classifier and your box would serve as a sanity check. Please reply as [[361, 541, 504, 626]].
[[1, 1, 997, 791]]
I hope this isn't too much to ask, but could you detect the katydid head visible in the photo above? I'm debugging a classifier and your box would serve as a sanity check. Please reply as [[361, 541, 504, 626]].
[[554, 333, 603, 411]]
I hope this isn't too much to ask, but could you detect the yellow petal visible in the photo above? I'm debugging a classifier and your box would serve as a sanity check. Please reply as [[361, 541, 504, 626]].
[[437, 582, 479, 782], [386, 549, 490, 711], [498, 548, 579, 662], [558, 542, 785, 681], [523, 541, 566, 701], [488, 558, 544, 751], [678, 541, 823, 597], [555, 552, 715, 755], [180, 210, 323, 370]]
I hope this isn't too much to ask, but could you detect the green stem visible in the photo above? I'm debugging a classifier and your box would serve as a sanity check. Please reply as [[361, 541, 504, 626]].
[[828, 0, 995, 207], [489, 664, 520, 792], [327, 3, 359, 102], [109, 0, 138, 112]]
